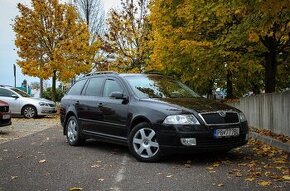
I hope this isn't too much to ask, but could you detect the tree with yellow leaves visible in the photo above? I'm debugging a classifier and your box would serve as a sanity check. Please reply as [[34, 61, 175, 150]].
[[149, 0, 289, 97], [13, 0, 99, 101], [103, 0, 151, 72]]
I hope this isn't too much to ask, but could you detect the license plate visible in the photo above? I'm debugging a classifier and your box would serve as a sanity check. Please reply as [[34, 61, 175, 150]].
[[2, 114, 10, 120], [214, 128, 239, 138]]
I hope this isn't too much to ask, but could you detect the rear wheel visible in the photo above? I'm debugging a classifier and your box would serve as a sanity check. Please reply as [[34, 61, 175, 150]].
[[128, 122, 162, 162], [23, 105, 37, 118], [66, 115, 85, 146]]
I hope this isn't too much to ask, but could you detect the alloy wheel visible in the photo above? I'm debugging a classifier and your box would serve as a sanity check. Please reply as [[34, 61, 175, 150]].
[[67, 119, 78, 143], [132, 128, 159, 158]]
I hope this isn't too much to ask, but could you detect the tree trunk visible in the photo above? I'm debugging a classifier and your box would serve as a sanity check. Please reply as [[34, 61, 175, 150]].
[[250, 82, 260, 95], [226, 70, 234, 99], [40, 78, 43, 98], [52, 70, 56, 102], [264, 51, 277, 93]]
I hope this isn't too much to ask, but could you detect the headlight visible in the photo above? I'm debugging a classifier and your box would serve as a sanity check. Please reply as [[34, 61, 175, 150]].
[[163, 114, 200, 125], [39, 102, 48, 106], [238, 112, 247, 122]]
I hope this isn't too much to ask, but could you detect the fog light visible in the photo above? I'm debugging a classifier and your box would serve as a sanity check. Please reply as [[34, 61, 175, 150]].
[[181, 138, 196, 146], [245, 133, 249, 141]]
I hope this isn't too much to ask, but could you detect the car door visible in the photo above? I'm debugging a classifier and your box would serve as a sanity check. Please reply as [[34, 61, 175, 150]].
[[79, 77, 105, 132], [0, 88, 21, 114], [97, 78, 129, 138]]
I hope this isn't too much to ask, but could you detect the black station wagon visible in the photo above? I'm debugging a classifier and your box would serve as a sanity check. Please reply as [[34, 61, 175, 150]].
[[60, 72, 249, 162]]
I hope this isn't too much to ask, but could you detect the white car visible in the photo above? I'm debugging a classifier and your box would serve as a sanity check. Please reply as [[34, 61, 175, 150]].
[[0, 85, 56, 118]]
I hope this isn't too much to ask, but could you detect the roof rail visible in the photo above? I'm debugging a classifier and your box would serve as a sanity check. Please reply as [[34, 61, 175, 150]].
[[142, 70, 163, 75], [0, 85, 13, 87], [83, 71, 119, 77]]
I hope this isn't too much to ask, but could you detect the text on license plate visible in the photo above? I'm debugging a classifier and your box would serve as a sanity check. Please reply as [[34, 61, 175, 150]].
[[214, 128, 240, 138], [2, 114, 10, 120]]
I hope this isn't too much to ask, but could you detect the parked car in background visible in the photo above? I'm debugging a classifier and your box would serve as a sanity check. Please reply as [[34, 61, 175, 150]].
[[60, 72, 249, 162], [0, 100, 11, 127], [0, 85, 56, 118]]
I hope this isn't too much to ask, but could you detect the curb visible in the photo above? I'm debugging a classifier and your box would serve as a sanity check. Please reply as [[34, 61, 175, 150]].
[[250, 132, 290, 153]]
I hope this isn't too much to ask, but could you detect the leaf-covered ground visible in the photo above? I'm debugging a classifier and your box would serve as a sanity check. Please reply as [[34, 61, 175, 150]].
[[205, 138, 289, 189]]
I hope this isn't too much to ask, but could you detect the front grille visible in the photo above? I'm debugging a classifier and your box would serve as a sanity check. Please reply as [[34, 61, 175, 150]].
[[200, 112, 239, 125], [0, 106, 9, 112]]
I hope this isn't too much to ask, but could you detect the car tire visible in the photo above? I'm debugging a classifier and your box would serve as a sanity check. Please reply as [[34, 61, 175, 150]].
[[66, 115, 85, 146], [23, 105, 37, 118], [128, 122, 162, 162]]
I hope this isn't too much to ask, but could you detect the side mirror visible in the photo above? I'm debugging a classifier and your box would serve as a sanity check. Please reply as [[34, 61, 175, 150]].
[[11, 94, 19, 99], [109, 91, 126, 100]]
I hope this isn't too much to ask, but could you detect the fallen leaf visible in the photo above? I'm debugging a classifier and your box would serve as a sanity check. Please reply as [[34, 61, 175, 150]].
[[206, 167, 214, 170], [282, 175, 290, 180], [212, 163, 220, 167], [258, 181, 271, 186], [166, 175, 173, 178], [91, 165, 100, 168], [209, 170, 216, 173], [217, 183, 224, 187], [236, 172, 243, 177], [245, 178, 255, 182], [11, 176, 18, 180], [98, 178, 104, 182], [39, 159, 47, 163], [16, 155, 23, 159], [184, 164, 191, 168], [68, 187, 83, 191]]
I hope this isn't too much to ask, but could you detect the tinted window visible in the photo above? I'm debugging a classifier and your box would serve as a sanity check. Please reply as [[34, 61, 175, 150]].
[[0, 88, 13, 97], [103, 79, 123, 97], [67, 80, 87, 95], [124, 75, 200, 98], [10, 88, 30, 97], [85, 77, 104, 96]]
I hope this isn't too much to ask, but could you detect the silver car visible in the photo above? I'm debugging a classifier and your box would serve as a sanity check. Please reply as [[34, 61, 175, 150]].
[[0, 85, 56, 118]]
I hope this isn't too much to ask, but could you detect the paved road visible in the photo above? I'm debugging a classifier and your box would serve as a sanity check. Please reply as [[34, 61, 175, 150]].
[[0, 119, 289, 191]]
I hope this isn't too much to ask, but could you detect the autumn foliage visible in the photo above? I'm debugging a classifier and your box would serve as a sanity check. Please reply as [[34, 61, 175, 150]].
[[13, 0, 99, 101], [148, 0, 289, 97]]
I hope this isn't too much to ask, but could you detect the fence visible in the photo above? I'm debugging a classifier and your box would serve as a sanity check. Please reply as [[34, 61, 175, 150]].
[[227, 91, 290, 136]]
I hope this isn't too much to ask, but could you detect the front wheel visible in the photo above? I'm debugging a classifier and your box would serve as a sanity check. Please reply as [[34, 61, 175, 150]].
[[66, 116, 85, 146], [23, 105, 37, 118], [128, 122, 162, 162]]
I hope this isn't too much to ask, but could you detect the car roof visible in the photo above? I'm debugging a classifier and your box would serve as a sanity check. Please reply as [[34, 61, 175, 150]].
[[78, 71, 164, 80]]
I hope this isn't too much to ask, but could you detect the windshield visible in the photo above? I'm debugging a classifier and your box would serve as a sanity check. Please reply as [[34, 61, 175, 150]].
[[11, 88, 31, 97], [124, 75, 200, 99]]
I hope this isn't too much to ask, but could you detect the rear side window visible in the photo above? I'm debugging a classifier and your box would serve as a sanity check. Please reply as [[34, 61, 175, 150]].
[[84, 77, 104, 96], [103, 79, 124, 97], [67, 80, 87, 95]]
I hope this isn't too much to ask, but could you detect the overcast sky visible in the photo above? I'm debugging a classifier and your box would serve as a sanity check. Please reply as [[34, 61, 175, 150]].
[[0, 0, 119, 87]]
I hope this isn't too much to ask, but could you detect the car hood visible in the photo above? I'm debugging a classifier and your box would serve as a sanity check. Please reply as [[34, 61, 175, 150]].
[[140, 97, 238, 113], [21, 97, 55, 104]]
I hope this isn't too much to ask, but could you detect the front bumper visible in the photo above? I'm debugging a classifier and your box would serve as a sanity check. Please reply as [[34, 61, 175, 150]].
[[156, 122, 249, 153], [38, 106, 57, 115]]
